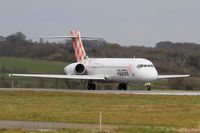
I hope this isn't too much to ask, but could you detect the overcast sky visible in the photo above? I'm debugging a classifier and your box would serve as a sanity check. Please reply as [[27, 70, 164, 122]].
[[0, 0, 199, 46]]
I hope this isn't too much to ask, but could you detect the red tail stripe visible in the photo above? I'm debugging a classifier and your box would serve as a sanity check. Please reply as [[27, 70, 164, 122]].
[[69, 31, 87, 62]]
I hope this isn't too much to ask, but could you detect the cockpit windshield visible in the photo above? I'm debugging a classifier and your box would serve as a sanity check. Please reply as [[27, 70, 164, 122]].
[[137, 64, 154, 69]]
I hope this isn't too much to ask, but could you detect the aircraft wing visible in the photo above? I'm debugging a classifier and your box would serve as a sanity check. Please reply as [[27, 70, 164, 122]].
[[157, 75, 190, 79], [9, 74, 105, 80]]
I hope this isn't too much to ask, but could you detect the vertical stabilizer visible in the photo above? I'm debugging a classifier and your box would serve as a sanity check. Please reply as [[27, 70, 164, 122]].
[[70, 31, 87, 62]]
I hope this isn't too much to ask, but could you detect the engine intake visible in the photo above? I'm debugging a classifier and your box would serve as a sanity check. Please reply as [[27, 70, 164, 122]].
[[75, 63, 86, 75]]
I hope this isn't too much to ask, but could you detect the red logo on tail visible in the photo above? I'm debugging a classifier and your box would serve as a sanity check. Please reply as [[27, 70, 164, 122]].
[[70, 31, 87, 62]]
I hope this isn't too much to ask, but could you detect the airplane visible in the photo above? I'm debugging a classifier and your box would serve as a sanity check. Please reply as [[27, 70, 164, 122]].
[[9, 31, 190, 91]]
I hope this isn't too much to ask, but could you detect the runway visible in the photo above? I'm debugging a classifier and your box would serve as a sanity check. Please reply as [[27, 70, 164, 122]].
[[0, 88, 200, 96], [0, 120, 100, 129]]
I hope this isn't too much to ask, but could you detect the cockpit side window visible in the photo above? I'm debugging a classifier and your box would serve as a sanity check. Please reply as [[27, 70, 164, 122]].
[[137, 64, 142, 69]]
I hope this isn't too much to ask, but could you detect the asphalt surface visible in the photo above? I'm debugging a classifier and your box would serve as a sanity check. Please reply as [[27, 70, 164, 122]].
[[0, 120, 99, 129], [0, 88, 200, 96]]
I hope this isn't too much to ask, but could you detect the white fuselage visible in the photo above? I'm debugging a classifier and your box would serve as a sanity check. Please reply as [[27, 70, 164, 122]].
[[64, 58, 158, 83]]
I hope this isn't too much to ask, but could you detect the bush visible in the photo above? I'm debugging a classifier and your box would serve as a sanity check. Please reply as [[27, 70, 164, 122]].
[[185, 84, 193, 90]]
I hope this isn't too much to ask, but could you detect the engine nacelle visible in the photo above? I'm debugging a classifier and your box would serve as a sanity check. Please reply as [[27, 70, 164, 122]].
[[64, 63, 86, 75], [75, 63, 86, 75]]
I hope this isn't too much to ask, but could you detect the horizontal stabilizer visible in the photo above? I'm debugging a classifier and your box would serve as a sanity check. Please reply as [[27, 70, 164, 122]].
[[40, 36, 103, 40], [9, 74, 105, 80], [158, 75, 190, 79]]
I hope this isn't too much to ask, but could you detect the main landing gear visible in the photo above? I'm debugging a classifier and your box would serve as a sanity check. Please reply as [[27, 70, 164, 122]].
[[145, 83, 152, 91], [118, 83, 127, 90], [87, 80, 96, 90]]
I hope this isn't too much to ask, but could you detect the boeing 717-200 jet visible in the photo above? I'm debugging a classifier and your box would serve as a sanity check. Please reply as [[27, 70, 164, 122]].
[[10, 31, 189, 90]]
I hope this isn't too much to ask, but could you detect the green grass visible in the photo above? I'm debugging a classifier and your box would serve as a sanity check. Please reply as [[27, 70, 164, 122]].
[[0, 57, 67, 74], [0, 57, 69, 88], [0, 91, 200, 132]]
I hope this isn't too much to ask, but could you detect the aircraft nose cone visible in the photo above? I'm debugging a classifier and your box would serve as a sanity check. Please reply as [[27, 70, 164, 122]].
[[142, 69, 158, 82], [64, 66, 68, 74], [152, 69, 158, 80]]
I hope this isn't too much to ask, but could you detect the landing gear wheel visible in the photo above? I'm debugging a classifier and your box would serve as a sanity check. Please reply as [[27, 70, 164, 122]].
[[91, 83, 96, 90], [146, 85, 151, 91], [118, 83, 127, 90], [87, 81, 96, 90], [123, 84, 127, 90], [145, 83, 152, 91], [118, 83, 122, 90], [87, 84, 91, 90]]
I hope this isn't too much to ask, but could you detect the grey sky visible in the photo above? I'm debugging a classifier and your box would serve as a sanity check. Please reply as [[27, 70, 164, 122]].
[[0, 0, 199, 46]]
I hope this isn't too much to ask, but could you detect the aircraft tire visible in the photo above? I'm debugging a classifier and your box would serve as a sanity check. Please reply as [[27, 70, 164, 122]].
[[91, 83, 96, 90], [123, 84, 127, 90], [118, 83, 122, 90], [87, 83, 91, 90], [87, 82, 96, 90], [146, 85, 151, 91], [118, 83, 127, 90]]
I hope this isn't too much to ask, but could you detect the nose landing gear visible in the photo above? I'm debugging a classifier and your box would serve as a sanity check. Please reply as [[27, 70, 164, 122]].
[[145, 83, 152, 91]]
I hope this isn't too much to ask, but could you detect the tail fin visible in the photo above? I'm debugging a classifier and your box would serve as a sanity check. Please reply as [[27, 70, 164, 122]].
[[70, 31, 87, 62]]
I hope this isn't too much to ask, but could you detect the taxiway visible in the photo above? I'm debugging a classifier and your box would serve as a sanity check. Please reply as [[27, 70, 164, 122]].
[[0, 88, 200, 96]]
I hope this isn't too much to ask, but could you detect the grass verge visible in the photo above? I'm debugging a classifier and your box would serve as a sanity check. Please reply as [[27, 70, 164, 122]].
[[0, 57, 66, 74], [0, 91, 200, 132]]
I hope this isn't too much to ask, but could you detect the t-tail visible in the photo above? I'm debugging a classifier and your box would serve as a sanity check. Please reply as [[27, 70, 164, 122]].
[[41, 30, 101, 62], [70, 31, 87, 62]]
